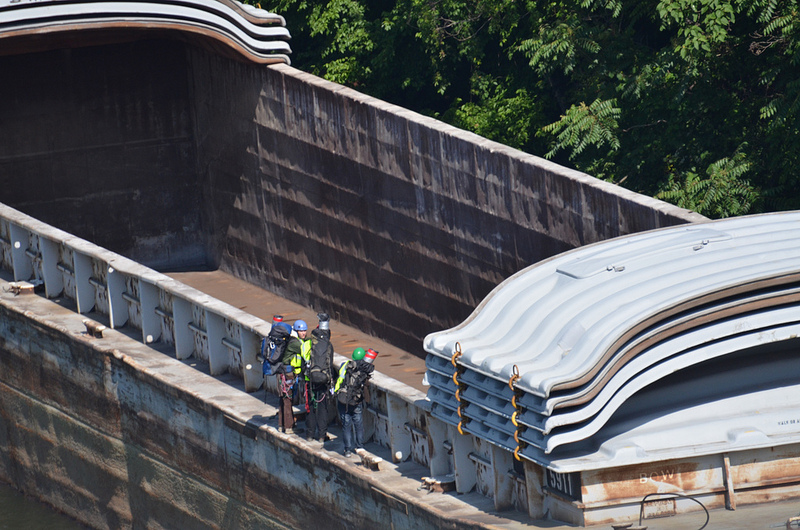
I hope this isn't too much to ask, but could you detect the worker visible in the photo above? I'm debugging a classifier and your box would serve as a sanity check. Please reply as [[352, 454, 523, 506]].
[[306, 313, 334, 442], [335, 347, 375, 457], [280, 319, 311, 434]]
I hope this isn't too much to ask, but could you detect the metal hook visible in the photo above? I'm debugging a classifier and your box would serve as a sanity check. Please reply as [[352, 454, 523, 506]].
[[508, 364, 520, 390], [451, 341, 462, 367]]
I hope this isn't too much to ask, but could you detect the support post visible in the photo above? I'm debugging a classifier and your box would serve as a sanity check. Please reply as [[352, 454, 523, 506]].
[[723, 453, 736, 510]]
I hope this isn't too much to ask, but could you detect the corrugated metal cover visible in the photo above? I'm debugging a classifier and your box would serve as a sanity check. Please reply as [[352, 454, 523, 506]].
[[0, 0, 291, 64], [424, 212, 800, 471]]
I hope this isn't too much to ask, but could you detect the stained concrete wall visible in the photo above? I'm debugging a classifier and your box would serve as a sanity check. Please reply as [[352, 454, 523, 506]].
[[0, 40, 205, 270], [0, 38, 706, 356], [187, 49, 707, 354]]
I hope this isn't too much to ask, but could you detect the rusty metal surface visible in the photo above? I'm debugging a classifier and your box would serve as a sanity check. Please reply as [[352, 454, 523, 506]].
[[0, 0, 291, 63], [576, 446, 800, 526], [424, 212, 800, 471]]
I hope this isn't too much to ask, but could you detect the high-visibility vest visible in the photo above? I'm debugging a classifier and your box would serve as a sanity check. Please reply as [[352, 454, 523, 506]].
[[334, 361, 350, 393], [289, 338, 312, 375]]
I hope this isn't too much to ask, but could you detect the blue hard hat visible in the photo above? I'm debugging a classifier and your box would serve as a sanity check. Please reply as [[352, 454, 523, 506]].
[[293, 320, 308, 331]]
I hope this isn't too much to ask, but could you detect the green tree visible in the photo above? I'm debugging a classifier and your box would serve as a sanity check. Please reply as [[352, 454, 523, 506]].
[[541, 98, 621, 179], [448, 73, 541, 150], [263, 0, 800, 218], [656, 149, 759, 218]]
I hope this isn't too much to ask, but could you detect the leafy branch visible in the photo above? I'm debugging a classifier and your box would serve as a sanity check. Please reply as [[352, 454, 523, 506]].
[[542, 98, 621, 160], [656, 149, 758, 218]]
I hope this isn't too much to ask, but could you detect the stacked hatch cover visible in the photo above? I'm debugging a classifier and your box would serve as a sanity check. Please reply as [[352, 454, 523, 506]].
[[0, 0, 291, 64], [424, 212, 800, 472]]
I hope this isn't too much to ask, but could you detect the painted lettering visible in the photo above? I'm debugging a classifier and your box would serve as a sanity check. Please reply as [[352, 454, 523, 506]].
[[547, 469, 577, 499], [638, 469, 676, 483]]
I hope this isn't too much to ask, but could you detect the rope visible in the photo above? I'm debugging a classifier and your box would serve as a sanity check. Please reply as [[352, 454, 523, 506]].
[[509, 364, 527, 461], [639, 493, 708, 529], [312, 387, 327, 404], [452, 342, 469, 435], [279, 372, 295, 399]]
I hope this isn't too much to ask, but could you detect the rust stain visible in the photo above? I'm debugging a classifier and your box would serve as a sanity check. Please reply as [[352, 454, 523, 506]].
[[583, 460, 711, 504]]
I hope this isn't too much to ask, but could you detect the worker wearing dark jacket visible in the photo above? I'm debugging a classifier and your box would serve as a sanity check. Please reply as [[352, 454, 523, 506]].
[[334, 348, 374, 457], [306, 313, 334, 442]]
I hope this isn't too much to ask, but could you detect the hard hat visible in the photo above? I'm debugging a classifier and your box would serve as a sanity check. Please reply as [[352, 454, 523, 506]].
[[293, 320, 308, 331], [352, 347, 366, 361]]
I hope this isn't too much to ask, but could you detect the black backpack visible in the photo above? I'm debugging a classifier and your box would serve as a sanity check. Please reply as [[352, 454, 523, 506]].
[[308, 329, 333, 384], [337, 360, 374, 405], [261, 323, 291, 376]]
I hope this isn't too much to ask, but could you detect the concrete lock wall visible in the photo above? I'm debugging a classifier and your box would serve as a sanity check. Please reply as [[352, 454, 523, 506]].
[[187, 48, 705, 353], [0, 41, 206, 271], [0, 38, 703, 356]]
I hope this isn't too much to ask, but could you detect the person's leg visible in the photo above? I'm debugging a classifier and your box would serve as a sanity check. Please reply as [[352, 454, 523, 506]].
[[291, 380, 304, 429], [278, 397, 286, 432], [317, 392, 330, 440], [306, 386, 321, 439], [277, 376, 290, 432], [353, 402, 364, 450], [338, 402, 353, 454], [279, 396, 294, 431], [305, 405, 315, 439]]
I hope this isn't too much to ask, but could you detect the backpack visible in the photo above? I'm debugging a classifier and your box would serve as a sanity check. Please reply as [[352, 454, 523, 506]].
[[308, 329, 333, 384], [261, 323, 291, 376], [337, 360, 374, 405]]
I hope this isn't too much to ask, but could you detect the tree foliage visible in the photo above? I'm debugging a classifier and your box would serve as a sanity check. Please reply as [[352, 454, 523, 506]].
[[543, 99, 621, 159], [264, 0, 800, 218], [448, 73, 540, 150], [656, 148, 759, 218]]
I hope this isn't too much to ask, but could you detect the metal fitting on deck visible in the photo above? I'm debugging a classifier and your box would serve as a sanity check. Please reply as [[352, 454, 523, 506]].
[[82, 319, 106, 338], [7, 281, 36, 295], [355, 448, 382, 471]]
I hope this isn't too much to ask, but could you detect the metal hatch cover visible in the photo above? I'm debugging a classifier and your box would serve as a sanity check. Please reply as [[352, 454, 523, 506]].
[[424, 211, 800, 470], [0, 0, 292, 63], [555, 227, 732, 279]]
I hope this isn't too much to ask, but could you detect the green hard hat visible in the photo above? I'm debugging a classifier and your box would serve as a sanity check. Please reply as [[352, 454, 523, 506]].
[[352, 347, 366, 361]]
